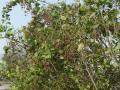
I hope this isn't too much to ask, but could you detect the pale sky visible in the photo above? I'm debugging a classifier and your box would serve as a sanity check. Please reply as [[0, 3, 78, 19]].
[[0, 0, 32, 59], [0, 0, 76, 59]]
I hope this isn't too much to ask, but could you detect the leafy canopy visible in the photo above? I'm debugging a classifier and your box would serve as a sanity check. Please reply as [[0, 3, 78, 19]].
[[0, 0, 120, 90]]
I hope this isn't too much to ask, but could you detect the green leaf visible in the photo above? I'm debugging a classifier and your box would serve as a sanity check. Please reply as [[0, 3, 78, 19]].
[[6, 28, 14, 37], [115, 43, 120, 50], [0, 25, 4, 32], [89, 12, 96, 19], [77, 43, 84, 52], [60, 15, 67, 20]]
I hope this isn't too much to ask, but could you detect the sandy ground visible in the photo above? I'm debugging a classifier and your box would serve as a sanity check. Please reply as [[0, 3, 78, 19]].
[[0, 81, 10, 90]]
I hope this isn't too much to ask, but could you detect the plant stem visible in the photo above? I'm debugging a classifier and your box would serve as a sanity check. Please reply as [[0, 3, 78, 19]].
[[84, 61, 98, 90]]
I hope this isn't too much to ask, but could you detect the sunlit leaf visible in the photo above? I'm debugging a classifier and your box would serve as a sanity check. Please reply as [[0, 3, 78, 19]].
[[77, 43, 84, 52]]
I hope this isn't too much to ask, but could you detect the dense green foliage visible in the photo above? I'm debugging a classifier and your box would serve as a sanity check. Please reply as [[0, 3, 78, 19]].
[[0, 0, 120, 90]]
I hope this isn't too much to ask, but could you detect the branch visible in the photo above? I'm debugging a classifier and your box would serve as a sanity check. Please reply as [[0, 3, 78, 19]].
[[84, 61, 98, 90]]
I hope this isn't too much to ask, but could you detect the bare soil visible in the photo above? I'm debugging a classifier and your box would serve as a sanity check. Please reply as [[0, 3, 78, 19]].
[[0, 81, 10, 90]]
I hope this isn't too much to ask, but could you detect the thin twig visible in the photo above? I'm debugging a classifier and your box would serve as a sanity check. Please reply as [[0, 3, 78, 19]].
[[84, 61, 98, 90]]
